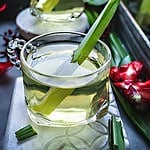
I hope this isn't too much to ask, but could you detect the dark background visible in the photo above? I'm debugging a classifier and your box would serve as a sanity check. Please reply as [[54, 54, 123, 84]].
[[0, 0, 150, 149]]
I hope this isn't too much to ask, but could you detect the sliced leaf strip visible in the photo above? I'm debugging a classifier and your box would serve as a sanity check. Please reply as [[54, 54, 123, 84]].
[[15, 124, 37, 141]]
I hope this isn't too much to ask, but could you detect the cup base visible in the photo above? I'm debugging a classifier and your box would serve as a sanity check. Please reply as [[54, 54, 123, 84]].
[[27, 109, 99, 127]]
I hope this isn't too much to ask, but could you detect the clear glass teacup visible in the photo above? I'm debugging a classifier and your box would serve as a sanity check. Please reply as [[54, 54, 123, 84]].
[[30, 0, 84, 22], [7, 32, 111, 127]]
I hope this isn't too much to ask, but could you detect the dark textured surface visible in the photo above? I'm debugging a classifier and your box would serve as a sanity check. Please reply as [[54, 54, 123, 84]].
[[0, 67, 21, 148], [114, 2, 150, 76], [0, 1, 150, 149], [111, 2, 150, 150]]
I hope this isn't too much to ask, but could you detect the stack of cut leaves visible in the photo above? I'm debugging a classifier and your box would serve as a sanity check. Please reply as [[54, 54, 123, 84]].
[[15, 125, 37, 141], [108, 32, 150, 141]]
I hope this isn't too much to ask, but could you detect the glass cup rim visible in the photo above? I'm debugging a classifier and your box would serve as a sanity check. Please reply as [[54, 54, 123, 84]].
[[20, 31, 111, 79]]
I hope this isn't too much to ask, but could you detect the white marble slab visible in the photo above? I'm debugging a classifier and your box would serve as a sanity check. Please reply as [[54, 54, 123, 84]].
[[3, 77, 129, 150]]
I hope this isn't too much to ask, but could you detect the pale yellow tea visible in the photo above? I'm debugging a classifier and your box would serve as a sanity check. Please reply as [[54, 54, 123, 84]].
[[22, 41, 110, 126]]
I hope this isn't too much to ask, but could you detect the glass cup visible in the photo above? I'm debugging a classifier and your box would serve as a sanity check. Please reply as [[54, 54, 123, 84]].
[[30, 0, 84, 22], [8, 32, 111, 127]]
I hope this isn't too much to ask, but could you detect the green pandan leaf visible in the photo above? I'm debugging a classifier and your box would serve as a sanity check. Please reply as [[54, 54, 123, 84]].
[[85, 0, 108, 6], [119, 55, 132, 66], [35, 0, 60, 12], [109, 115, 125, 150], [109, 41, 122, 67], [109, 32, 132, 67], [71, 0, 120, 64], [33, 0, 120, 115], [84, 9, 98, 25], [109, 33, 129, 60], [33, 88, 73, 115]]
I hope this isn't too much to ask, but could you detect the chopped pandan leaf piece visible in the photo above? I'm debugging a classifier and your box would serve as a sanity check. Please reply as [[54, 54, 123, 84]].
[[15, 124, 37, 141]]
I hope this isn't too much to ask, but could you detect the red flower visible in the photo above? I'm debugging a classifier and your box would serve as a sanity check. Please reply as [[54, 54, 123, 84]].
[[0, 61, 13, 75], [110, 61, 150, 103], [110, 61, 143, 82], [0, 4, 7, 12]]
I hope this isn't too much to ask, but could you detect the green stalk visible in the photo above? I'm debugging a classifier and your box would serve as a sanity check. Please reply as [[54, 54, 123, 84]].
[[33, 88, 73, 114], [138, 0, 150, 14], [136, 0, 150, 28], [15, 125, 33, 136], [109, 115, 125, 150], [71, 0, 120, 64], [109, 33, 128, 58], [33, 0, 120, 115], [15, 125, 37, 141], [35, 0, 60, 12], [16, 131, 37, 141], [109, 41, 122, 67], [109, 32, 132, 66], [84, 9, 98, 26], [112, 84, 150, 140]]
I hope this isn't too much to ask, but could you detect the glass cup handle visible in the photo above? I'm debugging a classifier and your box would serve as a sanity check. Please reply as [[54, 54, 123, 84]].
[[7, 38, 37, 69], [7, 38, 26, 69]]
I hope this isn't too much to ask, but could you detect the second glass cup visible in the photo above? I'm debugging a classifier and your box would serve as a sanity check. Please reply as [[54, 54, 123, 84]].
[[30, 0, 84, 22]]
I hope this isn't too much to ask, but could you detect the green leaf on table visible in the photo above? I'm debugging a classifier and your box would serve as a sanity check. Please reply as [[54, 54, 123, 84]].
[[112, 84, 150, 140], [109, 115, 125, 150], [109, 32, 132, 66], [85, 9, 98, 25]]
